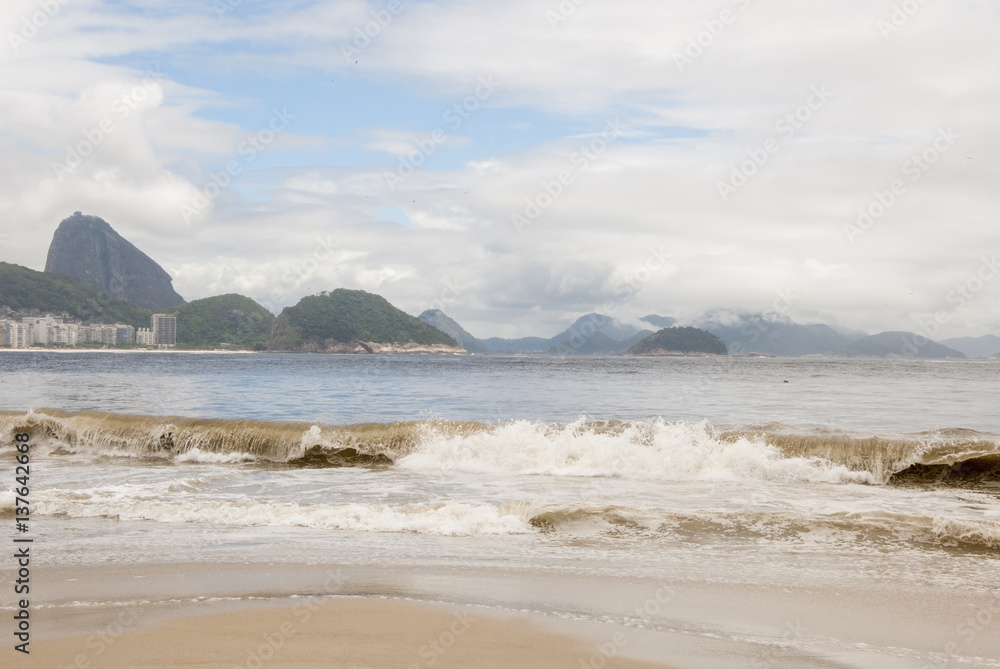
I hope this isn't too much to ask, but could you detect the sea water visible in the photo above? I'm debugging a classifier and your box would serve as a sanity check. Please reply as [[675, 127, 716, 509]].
[[1, 352, 999, 668]]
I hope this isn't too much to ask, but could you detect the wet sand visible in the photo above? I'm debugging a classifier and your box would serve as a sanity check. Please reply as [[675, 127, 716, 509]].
[[12, 597, 674, 669]]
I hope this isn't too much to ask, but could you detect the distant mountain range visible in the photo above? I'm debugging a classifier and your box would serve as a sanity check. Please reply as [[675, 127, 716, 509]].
[[480, 313, 669, 355], [690, 310, 864, 357], [425, 310, 978, 359], [840, 331, 965, 359], [2, 212, 998, 358], [939, 335, 1000, 358]]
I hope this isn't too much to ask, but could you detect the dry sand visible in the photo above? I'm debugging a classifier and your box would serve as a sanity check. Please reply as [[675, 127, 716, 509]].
[[16, 597, 675, 669]]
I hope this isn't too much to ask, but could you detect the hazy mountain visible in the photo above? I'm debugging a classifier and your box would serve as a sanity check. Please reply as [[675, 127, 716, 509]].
[[266, 289, 459, 352], [842, 332, 966, 359], [482, 313, 652, 355], [418, 309, 489, 353], [692, 310, 854, 356], [626, 327, 728, 356], [545, 313, 653, 355], [826, 324, 870, 341], [481, 336, 552, 354], [940, 335, 1000, 359], [44, 212, 185, 311], [548, 330, 638, 355]]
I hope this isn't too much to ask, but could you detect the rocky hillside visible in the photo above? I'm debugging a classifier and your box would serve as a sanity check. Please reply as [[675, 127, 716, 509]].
[[44, 212, 185, 311], [419, 309, 489, 353]]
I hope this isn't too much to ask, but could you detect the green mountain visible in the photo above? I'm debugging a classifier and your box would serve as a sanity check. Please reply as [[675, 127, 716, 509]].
[[0, 262, 150, 328], [626, 327, 728, 356], [266, 289, 459, 351], [165, 294, 274, 349]]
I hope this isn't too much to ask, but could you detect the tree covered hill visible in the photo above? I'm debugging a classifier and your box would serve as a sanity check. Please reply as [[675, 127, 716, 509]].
[[165, 294, 274, 349], [266, 289, 459, 351], [626, 327, 728, 356], [0, 262, 151, 328]]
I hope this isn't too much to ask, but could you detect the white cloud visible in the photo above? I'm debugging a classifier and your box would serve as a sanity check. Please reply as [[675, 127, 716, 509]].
[[0, 0, 998, 339]]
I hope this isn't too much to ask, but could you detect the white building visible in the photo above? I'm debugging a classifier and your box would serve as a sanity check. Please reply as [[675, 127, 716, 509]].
[[47, 323, 79, 346], [136, 327, 155, 346], [2, 322, 33, 348]]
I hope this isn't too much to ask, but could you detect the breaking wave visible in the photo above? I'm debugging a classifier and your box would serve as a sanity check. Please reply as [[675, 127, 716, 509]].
[[2, 409, 999, 486]]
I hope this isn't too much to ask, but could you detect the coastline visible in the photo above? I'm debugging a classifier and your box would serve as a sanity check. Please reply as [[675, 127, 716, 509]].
[[14, 563, 677, 669], [20, 598, 675, 669], [13, 561, 1000, 668]]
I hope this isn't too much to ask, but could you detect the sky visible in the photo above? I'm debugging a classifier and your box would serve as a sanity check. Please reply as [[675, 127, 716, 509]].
[[0, 0, 997, 340]]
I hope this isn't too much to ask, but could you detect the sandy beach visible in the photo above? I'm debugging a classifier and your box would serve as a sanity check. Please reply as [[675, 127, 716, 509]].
[[19, 597, 674, 669]]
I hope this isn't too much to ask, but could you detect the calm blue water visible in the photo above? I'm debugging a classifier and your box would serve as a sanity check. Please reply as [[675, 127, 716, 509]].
[[1, 352, 998, 433]]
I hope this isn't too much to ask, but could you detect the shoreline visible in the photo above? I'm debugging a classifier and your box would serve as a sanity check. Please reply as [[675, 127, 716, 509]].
[[16, 599, 677, 668], [16, 561, 1000, 668], [12, 563, 677, 669]]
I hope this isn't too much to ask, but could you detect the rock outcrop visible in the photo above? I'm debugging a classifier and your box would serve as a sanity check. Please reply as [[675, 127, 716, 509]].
[[44, 212, 185, 311]]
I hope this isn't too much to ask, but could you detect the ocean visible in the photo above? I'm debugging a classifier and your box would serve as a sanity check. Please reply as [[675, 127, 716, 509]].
[[2, 352, 999, 668]]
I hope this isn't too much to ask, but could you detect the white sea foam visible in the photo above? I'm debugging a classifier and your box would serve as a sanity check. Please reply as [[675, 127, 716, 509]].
[[0, 490, 15, 515], [173, 448, 257, 464], [400, 418, 873, 484], [32, 494, 536, 536]]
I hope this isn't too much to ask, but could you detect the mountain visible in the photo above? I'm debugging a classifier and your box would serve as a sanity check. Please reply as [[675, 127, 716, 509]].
[[626, 327, 728, 356], [826, 324, 870, 342], [548, 330, 628, 355], [841, 332, 966, 359], [265, 289, 461, 353], [549, 313, 645, 343], [481, 336, 552, 354], [0, 262, 150, 328], [418, 309, 489, 353], [940, 335, 1000, 359], [545, 313, 654, 355], [692, 310, 854, 356], [165, 294, 274, 349], [483, 313, 655, 355], [44, 212, 185, 311]]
